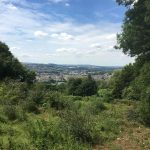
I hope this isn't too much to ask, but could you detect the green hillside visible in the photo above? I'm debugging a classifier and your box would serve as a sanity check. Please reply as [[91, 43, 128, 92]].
[[0, 0, 150, 149]]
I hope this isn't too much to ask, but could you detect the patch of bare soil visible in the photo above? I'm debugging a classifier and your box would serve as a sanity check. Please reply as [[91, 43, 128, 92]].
[[94, 124, 150, 150]]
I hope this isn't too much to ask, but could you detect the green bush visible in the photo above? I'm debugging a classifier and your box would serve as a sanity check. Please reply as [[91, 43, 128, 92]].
[[140, 87, 150, 126], [81, 100, 107, 115], [45, 92, 73, 110], [61, 110, 100, 145], [98, 89, 113, 102], [23, 101, 40, 114], [26, 119, 90, 150], [110, 64, 135, 99], [3, 106, 27, 121], [99, 117, 121, 140], [122, 86, 138, 100], [4, 106, 18, 121]]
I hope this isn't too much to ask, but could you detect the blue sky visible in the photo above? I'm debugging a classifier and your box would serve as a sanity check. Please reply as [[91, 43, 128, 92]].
[[0, 0, 134, 66]]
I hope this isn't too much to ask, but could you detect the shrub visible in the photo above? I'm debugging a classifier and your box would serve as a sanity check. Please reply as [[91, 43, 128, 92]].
[[94, 101, 107, 112], [24, 101, 40, 114], [28, 83, 46, 105], [98, 89, 113, 102], [99, 117, 121, 140], [81, 100, 107, 115], [140, 87, 150, 126], [46, 92, 73, 110], [61, 110, 100, 145], [3, 106, 27, 121], [110, 64, 135, 99], [26, 119, 89, 150], [4, 106, 18, 121]]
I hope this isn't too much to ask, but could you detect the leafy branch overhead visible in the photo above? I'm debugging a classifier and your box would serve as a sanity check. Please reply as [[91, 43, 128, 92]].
[[116, 0, 150, 57]]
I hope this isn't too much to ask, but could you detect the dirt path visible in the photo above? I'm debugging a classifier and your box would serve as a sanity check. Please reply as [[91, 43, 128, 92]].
[[94, 124, 150, 150]]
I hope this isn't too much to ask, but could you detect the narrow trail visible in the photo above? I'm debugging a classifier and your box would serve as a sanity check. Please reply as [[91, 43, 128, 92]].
[[94, 124, 150, 150]]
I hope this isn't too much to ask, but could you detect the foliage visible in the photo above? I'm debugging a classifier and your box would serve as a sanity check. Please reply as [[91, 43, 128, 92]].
[[116, 0, 150, 57], [110, 64, 135, 98], [116, 0, 135, 6], [140, 87, 150, 125], [67, 75, 98, 96], [0, 41, 36, 83], [115, 0, 150, 125], [61, 110, 100, 145], [98, 89, 113, 102], [3, 105, 27, 121]]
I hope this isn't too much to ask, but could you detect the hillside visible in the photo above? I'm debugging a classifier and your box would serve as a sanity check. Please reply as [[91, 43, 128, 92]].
[[0, 81, 150, 149], [24, 63, 122, 74], [0, 0, 150, 149]]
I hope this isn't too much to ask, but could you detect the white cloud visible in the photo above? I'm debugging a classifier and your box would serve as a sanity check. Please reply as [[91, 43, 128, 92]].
[[65, 3, 70, 6], [0, 0, 134, 66], [10, 46, 20, 51], [34, 31, 48, 37], [90, 43, 101, 49], [48, 0, 68, 3], [56, 48, 77, 53], [7, 3, 18, 10], [51, 32, 74, 40]]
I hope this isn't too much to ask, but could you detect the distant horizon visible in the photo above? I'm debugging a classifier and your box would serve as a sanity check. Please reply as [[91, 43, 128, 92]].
[[23, 62, 124, 67]]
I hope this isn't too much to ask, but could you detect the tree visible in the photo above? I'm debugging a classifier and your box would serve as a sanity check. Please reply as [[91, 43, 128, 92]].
[[116, 0, 150, 57], [116, 0, 150, 125], [116, 0, 135, 6], [67, 75, 98, 96], [0, 41, 36, 83], [67, 78, 82, 96], [110, 64, 135, 98]]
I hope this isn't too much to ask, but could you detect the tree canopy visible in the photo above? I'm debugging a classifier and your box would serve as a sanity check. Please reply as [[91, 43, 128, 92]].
[[114, 0, 150, 125], [0, 41, 36, 83], [67, 75, 98, 96], [116, 0, 150, 57]]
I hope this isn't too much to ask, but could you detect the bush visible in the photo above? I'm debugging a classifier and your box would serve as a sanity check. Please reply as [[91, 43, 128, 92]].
[[98, 89, 113, 102], [26, 119, 90, 150], [24, 101, 40, 114], [28, 83, 46, 105], [81, 100, 107, 115], [3, 106, 27, 121], [140, 87, 150, 126], [46, 92, 73, 110], [110, 64, 135, 99], [61, 110, 100, 145], [4, 106, 18, 121], [122, 86, 138, 100]]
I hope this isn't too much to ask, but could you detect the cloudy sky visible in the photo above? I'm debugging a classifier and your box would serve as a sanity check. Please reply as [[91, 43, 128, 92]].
[[0, 0, 134, 66]]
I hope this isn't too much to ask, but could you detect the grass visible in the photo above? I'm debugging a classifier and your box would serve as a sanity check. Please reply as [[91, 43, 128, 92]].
[[0, 89, 150, 150]]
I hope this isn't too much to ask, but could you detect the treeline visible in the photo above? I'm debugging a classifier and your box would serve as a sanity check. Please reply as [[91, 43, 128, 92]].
[[111, 0, 150, 125]]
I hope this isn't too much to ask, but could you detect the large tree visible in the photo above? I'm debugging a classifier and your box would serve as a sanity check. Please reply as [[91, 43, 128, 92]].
[[116, 0, 150, 57], [0, 41, 35, 83], [116, 0, 150, 125]]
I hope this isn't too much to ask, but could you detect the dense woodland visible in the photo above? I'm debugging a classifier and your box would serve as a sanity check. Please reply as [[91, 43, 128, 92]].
[[0, 0, 150, 149]]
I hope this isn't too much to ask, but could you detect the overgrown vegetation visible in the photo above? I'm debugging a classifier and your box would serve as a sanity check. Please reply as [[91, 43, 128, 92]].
[[112, 0, 150, 126], [0, 0, 150, 149]]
